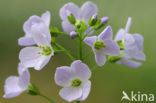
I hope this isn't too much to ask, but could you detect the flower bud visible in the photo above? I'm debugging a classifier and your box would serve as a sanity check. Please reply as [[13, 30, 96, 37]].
[[89, 14, 97, 26], [66, 10, 76, 24], [101, 16, 109, 24], [70, 31, 77, 39], [27, 84, 40, 95], [94, 16, 109, 30]]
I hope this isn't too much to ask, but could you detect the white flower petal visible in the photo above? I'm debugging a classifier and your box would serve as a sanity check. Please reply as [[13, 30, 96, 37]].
[[114, 29, 125, 41], [118, 59, 142, 68], [71, 60, 91, 81], [94, 50, 106, 66], [125, 17, 132, 33], [78, 80, 91, 101], [18, 36, 35, 46], [84, 36, 97, 47], [41, 11, 51, 27], [55, 66, 73, 87], [3, 76, 24, 98], [59, 87, 82, 102], [62, 21, 75, 34]]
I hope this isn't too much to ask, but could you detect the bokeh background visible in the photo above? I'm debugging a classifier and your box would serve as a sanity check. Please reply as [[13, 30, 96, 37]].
[[0, 0, 156, 103]]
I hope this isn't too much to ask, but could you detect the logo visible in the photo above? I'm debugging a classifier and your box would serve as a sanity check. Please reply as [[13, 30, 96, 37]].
[[121, 91, 155, 102]]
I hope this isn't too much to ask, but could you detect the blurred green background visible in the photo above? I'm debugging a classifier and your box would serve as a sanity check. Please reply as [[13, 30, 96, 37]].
[[0, 0, 156, 103]]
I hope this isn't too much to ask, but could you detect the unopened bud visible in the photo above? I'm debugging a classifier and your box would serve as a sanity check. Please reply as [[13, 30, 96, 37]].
[[101, 16, 109, 24], [70, 31, 77, 39], [89, 14, 97, 26], [27, 84, 40, 95], [66, 10, 76, 24]]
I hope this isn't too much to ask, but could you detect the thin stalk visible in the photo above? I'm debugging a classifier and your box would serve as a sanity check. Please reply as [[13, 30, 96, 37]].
[[55, 43, 75, 61], [39, 93, 54, 103], [79, 39, 83, 60]]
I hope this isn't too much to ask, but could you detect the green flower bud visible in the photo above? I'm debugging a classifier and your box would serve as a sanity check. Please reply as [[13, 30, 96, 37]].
[[67, 11, 76, 24], [27, 84, 40, 95], [75, 21, 87, 34], [89, 15, 97, 26], [94, 40, 106, 50]]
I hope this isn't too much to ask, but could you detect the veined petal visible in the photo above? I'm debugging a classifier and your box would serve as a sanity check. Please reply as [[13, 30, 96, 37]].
[[118, 59, 142, 68], [41, 11, 51, 27], [60, 2, 80, 21], [78, 80, 91, 101], [80, 1, 97, 21], [23, 16, 42, 35], [59, 87, 82, 102], [3, 76, 24, 98], [133, 33, 144, 51], [103, 40, 120, 56], [31, 23, 51, 46], [94, 50, 106, 66], [114, 29, 125, 41], [62, 21, 75, 33], [18, 63, 28, 75], [19, 47, 42, 68], [71, 60, 91, 81], [18, 69, 30, 89], [18, 36, 35, 46], [84, 36, 97, 47], [55, 66, 73, 87], [98, 26, 113, 41]]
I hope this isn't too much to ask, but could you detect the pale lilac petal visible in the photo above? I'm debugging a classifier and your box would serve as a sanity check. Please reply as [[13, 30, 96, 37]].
[[103, 40, 120, 56], [62, 21, 75, 33], [31, 23, 51, 46], [3, 76, 24, 98], [133, 34, 144, 51], [59, 87, 82, 102], [78, 80, 91, 101], [71, 60, 91, 81], [131, 51, 146, 61], [60, 3, 79, 21], [41, 11, 51, 27], [19, 47, 42, 68], [55, 66, 73, 87], [80, 1, 97, 21], [94, 50, 106, 66], [84, 36, 97, 47], [124, 34, 135, 49], [118, 59, 142, 68], [98, 26, 113, 41], [18, 69, 30, 89], [18, 36, 35, 46], [84, 27, 95, 36], [23, 16, 42, 35], [18, 63, 28, 75], [114, 29, 125, 41], [125, 17, 132, 33]]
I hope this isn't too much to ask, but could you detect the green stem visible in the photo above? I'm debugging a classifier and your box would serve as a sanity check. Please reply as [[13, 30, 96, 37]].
[[55, 43, 75, 61], [39, 93, 54, 103], [91, 65, 99, 71], [74, 101, 80, 103], [79, 39, 83, 60], [57, 32, 70, 37]]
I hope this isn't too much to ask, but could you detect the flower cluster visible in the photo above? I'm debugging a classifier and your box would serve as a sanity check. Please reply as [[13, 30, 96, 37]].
[[3, 1, 146, 103]]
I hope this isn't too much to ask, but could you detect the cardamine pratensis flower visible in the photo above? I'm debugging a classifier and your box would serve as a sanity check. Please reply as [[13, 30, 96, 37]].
[[84, 26, 120, 66], [114, 17, 146, 68], [3, 63, 30, 98], [55, 60, 91, 102], [19, 23, 54, 70], [18, 11, 51, 46]]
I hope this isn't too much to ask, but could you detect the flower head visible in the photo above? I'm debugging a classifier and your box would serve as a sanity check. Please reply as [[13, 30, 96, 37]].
[[18, 11, 51, 46], [19, 23, 54, 70], [60, 1, 97, 33], [84, 26, 120, 66], [55, 60, 91, 102], [3, 63, 30, 98], [114, 17, 146, 68]]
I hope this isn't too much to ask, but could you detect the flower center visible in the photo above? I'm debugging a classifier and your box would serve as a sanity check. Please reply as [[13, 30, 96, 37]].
[[116, 40, 124, 50], [94, 40, 106, 50], [38, 46, 52, 56], [71, 78, 82, 87]]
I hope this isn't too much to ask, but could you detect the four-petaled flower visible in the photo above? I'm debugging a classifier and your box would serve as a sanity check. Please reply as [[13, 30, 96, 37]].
[[3, 63, 30, 98], [18, 11, 51, 46], [55, 60, 91, 102], [84, 26, 120, 66], [60, 1, 97, 33], [114, 17, 146, 68], [19, 23, 54, 70]]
